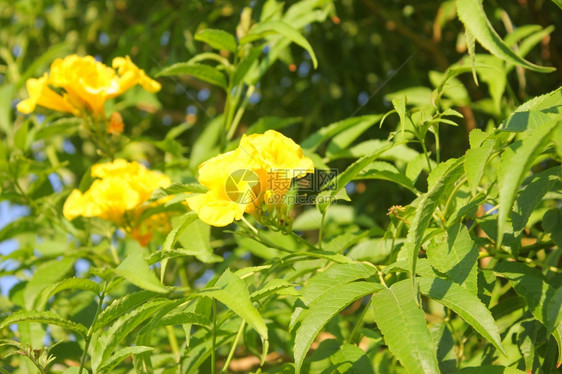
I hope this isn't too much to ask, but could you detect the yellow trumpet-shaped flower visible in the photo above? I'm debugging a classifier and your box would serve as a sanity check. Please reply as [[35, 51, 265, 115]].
[[17, 54, 160, 116], [63, 159, 172, 244], [186, 130, 314, 227]]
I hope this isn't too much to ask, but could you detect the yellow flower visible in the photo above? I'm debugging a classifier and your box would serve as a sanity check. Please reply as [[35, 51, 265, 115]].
[[18, 54, 160, 116], [239, 130, 315, 177], [16, 74, 79, 116], [64, 159, 172, 243], [186, 150, 256, 227], [187, 130, 314, 227], [239, 130, 315, 203]]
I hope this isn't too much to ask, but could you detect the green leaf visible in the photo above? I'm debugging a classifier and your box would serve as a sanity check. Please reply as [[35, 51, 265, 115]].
[[495, 261, 562, 357], [464, 137, 494, 195], [497, 122, 557, 248], [23, 257, 75, 310], [330, 343, 374, 374], [232, 46, 262, 87], [0, 310, 88, 336], [371, 280, 440, 374], [326, 142, 394, 197], [92, 299, 170, 372], [250, 279, 298, 301], [93, 290, 158, 332], [512, 166, 559, 232], [357, 161, 418, 194], [405, 158, 464, 285], [202, 269, 268, 341], [97, 346, 153, 374], [176, 217, 220, 263], [294, 281, 382, 373], [161, 212, 198, 252], [456, 0, 555, 73], [36, 278, 100, 309], [153, 311, 210, 328], [246, 116, 301, 135], [156, 63, 227, 89], [34, 117, 82, 140], [242, 20, 318, 68], [501, 111, 557, 132], [495, 261, 556, 328], [543, 207, 562, 248], [290, 263, 378, 330], [426, 223, 478, 294], [195, 28, 237, 52], [456, 366, 527, 374], [326, 114, 383, 157], [418, 277, 506, 355], [302, 115, 381, 152], [114, 251, 168, 293]]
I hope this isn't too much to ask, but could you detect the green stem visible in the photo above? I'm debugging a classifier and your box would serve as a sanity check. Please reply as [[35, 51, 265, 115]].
[[221, 320, 246, 373], [442, 176, 467, 218], [317, 208, 328, 250], [211, 300, 217, 374], [78, 290, 106, 374], [420, 139, 432, 172], [227, 85, 254, 140], [346, 296, 373, 344], [166, 325, 180, 364], [433, 123, 441, 164]]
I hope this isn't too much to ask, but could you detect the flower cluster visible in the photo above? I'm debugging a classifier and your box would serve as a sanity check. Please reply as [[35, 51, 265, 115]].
[[187, 130, 314, 227], [17, 55, 160, 117], [63, 159, 172, 245]]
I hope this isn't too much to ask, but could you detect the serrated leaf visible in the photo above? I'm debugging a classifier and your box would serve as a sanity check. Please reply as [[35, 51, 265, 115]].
[[176, 217, 220, 263], [146, 249, 206, 265], [512, 166, 559, 232], [202, 269, 268, 341], [154, 312, 210, 328], [195, 28, 237, 52], [36, 278, 100, 309], [326, 114, 383, 157], [242, 20, 318, 68], [302, 115, 381, 152], [0, 310, 87, 336], [456, 0, 555, 73], [93, 290, 158, 332], [294, 281, 382, 373], [426, 223, 478, 294], [115, 250, 168, 293], [156, 63, 227, 89], [456, 366, 527, 374], [92, 299, 170, 372], [35, 117, 82, 140], [418, 277, 506, 355], [161, 212, 198, 252], [405, 158, 464, 286], [23, 257, 75, 310], [290, 263, 377, 330], [330, 343, 374, 374], [326, 142, 394, 197], [371, 280, 440, 374], [250, 279, 298, 301], [495, 261, 562, 358], [497, 122, 557, 248], [464, 138, 494, 195], [97, 346, 153, 374]]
